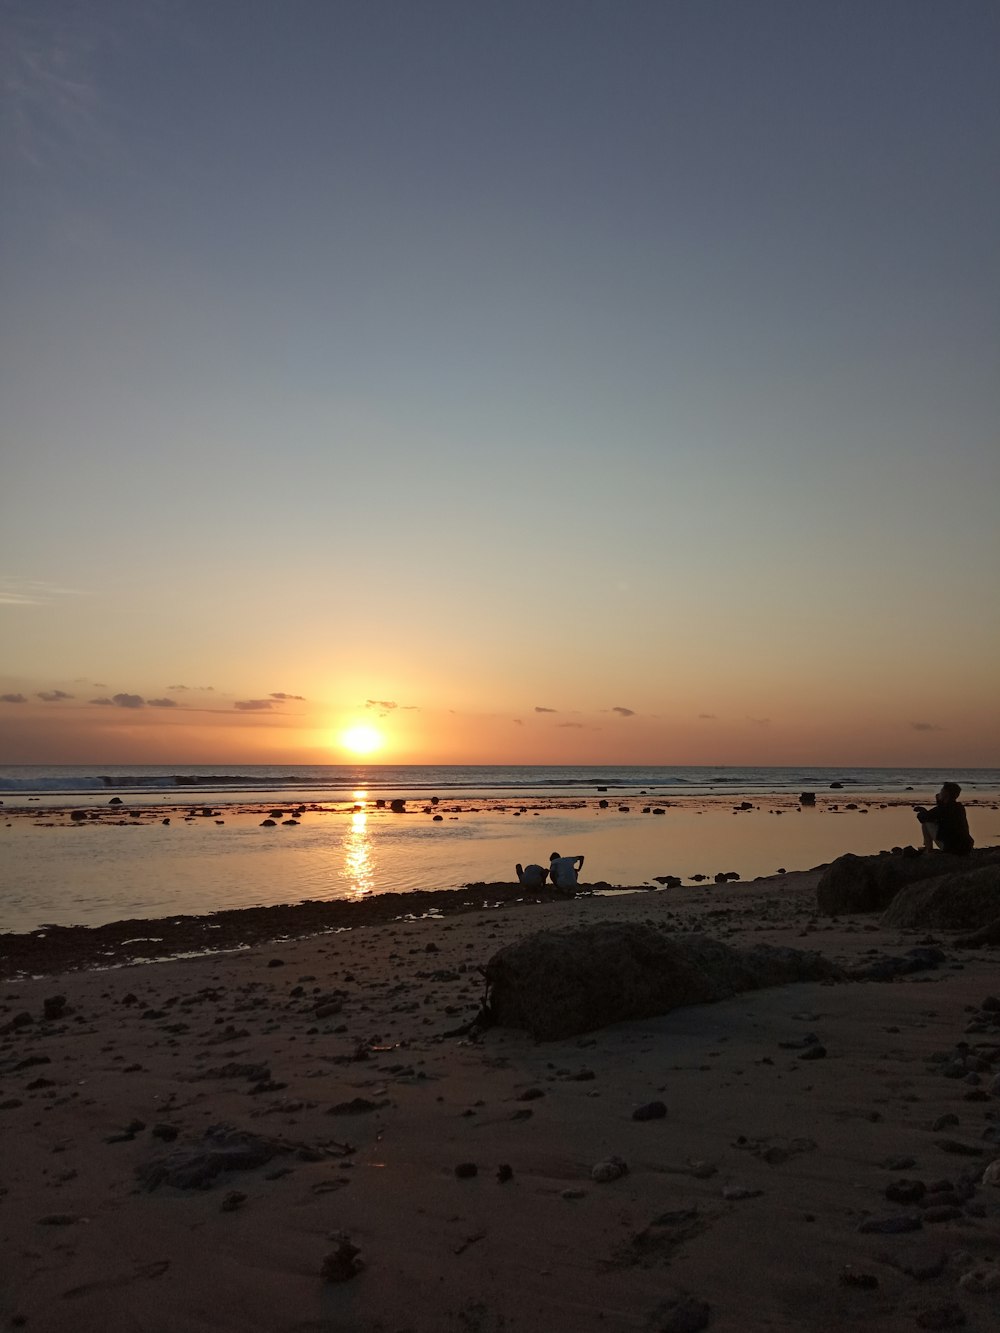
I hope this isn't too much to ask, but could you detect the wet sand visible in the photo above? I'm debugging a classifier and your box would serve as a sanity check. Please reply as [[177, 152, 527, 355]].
[[2, 864, 999, 1332]]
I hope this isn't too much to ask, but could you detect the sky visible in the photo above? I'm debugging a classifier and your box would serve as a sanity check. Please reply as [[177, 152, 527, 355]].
[[1, 0, 998, 767]]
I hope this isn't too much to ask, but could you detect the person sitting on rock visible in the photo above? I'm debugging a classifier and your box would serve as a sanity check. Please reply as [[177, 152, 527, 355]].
[[915, 782, 974, 855], [548, 851, 585, 891], [515, 862, 549, 889]]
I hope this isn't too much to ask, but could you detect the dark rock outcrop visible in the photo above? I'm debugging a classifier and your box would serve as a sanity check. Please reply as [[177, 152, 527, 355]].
[[881, 864, 1000, 930], [483, 922, 842, 1040], [816, 847, 1000, 916]]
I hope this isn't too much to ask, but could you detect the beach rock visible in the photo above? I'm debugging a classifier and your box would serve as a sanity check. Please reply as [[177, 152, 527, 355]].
[[321, 1237, 363, 1282], [800, 792, 816, 805], [483, 923, 842, 1040], [454, 1162, 477, 1179], [591, 1155, 628, 1183], [649, 1296, 711, 1332], [42, 995, 67, 1020], [915, 1305, 966, 1330], [958, 1266, 1000, 1294], [136, 1125, 294, 1190], [817, 848, 1000, 916], [881, 864, 1000, 930], [633, 1100, 668, 1121], [858, 1214, 922, 1234]]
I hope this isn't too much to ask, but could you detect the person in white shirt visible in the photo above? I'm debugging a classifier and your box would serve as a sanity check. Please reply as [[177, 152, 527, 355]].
[[548, 851, 585, 891]]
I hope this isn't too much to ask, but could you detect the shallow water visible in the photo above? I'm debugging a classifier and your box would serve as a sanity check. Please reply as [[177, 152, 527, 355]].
[[3, 793, 998, 932]]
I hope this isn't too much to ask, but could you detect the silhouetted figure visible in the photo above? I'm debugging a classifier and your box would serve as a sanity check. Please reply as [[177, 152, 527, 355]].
[[549, 851, 585, 891], [915, 782, 973, 855], [515, 862, 549, 889]]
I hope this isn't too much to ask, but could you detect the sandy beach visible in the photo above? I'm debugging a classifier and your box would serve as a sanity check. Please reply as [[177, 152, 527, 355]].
[[3, 861, 999, 1332]]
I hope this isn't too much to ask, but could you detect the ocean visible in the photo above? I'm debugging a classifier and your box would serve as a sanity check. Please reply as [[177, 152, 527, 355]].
[[2, 766, 998, 933], [4, 762, 1000, 802]]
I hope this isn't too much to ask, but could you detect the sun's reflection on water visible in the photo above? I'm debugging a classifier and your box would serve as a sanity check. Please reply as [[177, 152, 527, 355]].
[[344, 806, 375, 897]]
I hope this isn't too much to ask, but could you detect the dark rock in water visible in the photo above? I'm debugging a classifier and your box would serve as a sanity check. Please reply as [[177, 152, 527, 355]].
[[881, 864, 1000, 930], [390, 799, 406, 813], [109, 796, 123, 804], [817, 848, 1000, 916], [260, 819, 276, 827], [830, 782, 844, 789], [70, 810, 88, 822], [483, 922, 842, 1040]]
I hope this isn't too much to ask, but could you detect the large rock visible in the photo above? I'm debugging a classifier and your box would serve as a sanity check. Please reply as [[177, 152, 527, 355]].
[[483, 922, 842, 1040], [816, 847, 1000, 916], [881, 864, 1000, 930]]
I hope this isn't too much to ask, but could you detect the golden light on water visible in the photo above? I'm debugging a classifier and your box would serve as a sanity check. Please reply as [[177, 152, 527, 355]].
[[344, 807, 374, 897], [339, 724, 383, 756]]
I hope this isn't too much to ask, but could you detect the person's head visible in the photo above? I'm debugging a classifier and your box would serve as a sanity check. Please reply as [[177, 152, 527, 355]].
[[549, 851, 560, 862], [937, 782, 961, 803]]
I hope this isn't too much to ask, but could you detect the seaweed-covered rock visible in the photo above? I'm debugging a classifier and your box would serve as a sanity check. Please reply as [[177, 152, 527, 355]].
[[881, 864, 1000, 930], [483, 923, 841, 1040], [816, 847, 1000, 916]]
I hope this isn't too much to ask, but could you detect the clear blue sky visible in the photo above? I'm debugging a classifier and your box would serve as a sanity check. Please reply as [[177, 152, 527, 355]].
[[2, 1, 998, 764]]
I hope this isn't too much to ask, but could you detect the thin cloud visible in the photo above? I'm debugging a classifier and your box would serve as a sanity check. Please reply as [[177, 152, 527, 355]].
[[111, 693, 144, 709], [557, 722, 587, 729], [911, 721, 942, 732], [168, 684, 214, 692], [748, 717, 771, 727], [611, 706, 635, 718], [90, 697, 114, 706], [698, 713, 717, 720], [512, 718, 523, 726], [147, 697, 177, 708], [0, 577, 82, 606], [366, 699, 397, 711], [534, 706, 558, 714], [0, 693, 27, 704], [270, 692, 306, 702], [37, 689, 74, 702], [234, 699, 273, 712]]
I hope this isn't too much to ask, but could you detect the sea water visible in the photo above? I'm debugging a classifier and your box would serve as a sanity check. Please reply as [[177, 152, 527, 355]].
[[2, 766, 998, 932]]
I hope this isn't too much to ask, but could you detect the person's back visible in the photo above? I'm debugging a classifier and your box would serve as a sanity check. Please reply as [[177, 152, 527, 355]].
[[516, 863, 548, 889], [548, 851, 584, 891]]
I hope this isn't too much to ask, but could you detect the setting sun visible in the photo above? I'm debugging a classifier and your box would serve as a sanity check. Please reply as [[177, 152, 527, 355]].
[[339, 724, 384, 756]]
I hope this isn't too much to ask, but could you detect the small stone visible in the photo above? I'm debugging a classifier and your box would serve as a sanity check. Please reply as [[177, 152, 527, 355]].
[[858, 1214, 922, 1234], [838, 1266, 878, 1289], [454, 1162, 478, 1179], [915, 1303, 966, 1330], [591, 1156, 628, 1183], [220, 1190, 246, 1212], [321, 1238, 363, 1282], [651, 1296, 711, 1332], [632, 1100, 667, 1121], [886, 1179, 926, 1204], [722, 1185, 762, 1200], [496, 1164, 513, 1183], [958, 1266, 1000, 1294]]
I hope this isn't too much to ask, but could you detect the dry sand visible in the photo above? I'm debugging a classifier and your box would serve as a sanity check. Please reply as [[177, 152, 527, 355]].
[[2, 870, 999, 1332]]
